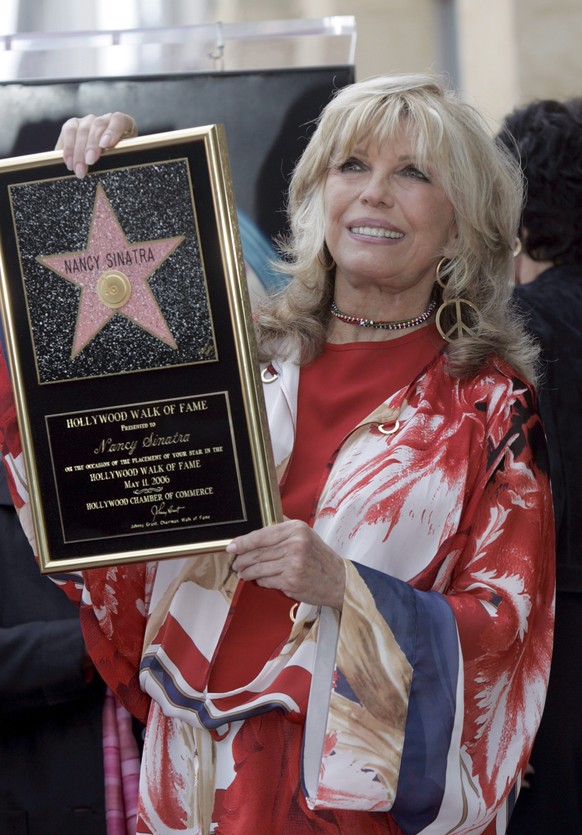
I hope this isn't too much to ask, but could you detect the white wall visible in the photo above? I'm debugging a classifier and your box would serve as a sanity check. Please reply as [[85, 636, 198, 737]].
[[3, 0, 582, 121]]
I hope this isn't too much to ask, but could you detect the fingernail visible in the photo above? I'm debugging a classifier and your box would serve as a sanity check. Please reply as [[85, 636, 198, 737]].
[[99, 131, 112, 148], [64, 155, 73, 171], [74, 163, 86, 180], [226, 542, 236, 554], [85, 149, 97, 166]]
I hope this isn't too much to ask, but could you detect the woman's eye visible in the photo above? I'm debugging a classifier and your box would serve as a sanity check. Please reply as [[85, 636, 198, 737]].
[[338, 158, 365, 173], [402, 165, 429, 181]]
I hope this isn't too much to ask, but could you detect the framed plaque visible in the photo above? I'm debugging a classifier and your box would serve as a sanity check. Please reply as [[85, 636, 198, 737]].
[[0, 126, 282, 573]]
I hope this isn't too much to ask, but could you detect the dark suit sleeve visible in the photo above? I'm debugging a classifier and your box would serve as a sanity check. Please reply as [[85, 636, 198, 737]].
[[0, 464, 103, 716], [0, 616, 98, 714], [513, 286, 566, 539]]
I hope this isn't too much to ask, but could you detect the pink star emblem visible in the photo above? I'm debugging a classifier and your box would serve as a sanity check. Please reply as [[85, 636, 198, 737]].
[[37, 184, 185, 358]]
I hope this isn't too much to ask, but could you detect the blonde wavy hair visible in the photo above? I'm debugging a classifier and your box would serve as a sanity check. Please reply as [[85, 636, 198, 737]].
[[254, 73, 538, 381]]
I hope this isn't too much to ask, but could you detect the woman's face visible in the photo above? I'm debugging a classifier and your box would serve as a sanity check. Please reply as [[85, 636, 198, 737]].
[[323, 126, 456, 307]]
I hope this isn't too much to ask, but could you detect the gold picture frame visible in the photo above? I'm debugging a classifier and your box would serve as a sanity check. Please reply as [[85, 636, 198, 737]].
[[0, 126, 282, 573]]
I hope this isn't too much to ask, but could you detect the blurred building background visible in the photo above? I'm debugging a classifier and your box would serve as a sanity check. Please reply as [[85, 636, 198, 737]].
[[0, 0, 581, 128]]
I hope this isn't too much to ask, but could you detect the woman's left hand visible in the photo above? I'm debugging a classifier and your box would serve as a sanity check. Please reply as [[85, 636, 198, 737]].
[[227, 520, 346, 611]]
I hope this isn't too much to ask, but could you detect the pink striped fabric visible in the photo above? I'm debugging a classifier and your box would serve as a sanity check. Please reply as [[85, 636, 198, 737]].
[[103, 687, 141, 834]]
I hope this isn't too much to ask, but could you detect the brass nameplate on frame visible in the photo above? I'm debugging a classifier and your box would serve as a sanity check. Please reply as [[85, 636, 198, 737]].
[[0, 126, 281, 573]]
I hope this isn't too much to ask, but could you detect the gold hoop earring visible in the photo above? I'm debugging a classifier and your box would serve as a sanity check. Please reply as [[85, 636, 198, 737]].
[[513, 237, 522, 258], [435, 256, 481, 342], [435, 257, 451, 289], [317, 244, 335, 271]]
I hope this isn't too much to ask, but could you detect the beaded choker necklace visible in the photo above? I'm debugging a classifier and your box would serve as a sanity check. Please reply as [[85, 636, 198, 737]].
[[330, 298, 436, 331]]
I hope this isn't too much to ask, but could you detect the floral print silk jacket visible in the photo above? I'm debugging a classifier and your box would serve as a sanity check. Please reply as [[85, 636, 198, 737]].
[[0, 350, 554, 834]]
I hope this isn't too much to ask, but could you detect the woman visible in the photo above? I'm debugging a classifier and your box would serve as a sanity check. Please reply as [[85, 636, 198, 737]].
[[2, 75, 554, 834], [497, 98, 582, 834]]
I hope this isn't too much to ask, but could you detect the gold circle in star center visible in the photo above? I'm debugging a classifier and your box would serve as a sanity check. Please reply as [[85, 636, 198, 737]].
[[97, 270, 132, 309]]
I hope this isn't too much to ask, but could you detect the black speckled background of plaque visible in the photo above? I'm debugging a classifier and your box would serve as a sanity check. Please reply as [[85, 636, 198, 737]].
[[10, 159, 216, 382]]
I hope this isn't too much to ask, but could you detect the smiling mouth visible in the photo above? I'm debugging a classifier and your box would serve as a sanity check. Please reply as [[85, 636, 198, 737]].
[[349, 225, 404, 239]]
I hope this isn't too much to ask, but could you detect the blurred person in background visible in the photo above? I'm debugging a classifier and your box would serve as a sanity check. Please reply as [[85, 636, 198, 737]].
[[0, 459, 108, 834], [498, 98, 582, 834], [0, 446, 142, 833]]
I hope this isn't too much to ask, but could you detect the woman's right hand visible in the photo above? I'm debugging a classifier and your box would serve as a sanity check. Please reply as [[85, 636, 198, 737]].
[[55, 111, 138, 180]]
